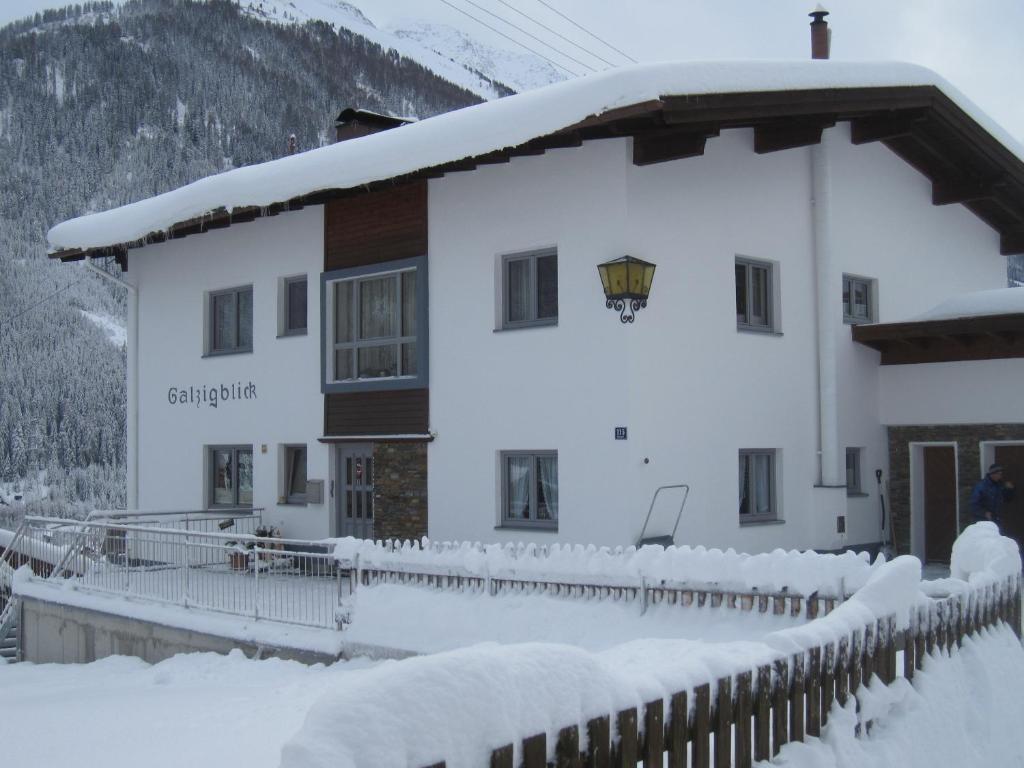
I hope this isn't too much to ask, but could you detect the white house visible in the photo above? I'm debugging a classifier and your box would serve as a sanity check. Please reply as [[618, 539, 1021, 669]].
[[49, 60, 1024, 562]]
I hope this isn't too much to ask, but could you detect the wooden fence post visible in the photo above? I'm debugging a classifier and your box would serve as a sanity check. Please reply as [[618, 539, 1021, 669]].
[[806, 646, 822, 738], [904, 609, 916, 681], [693, 684, 711, 768], [836, 636, 850, 706], [885, 616, 898, 683], [523, 733, 547, 768], [490, 745, 513, 768], [642, 700, 663, 768], [849, 629, 863, 697], [935, 602, 947, 653], [556, 725, 581, 768], [666, 692, 687, 768], [772, 658, 789, 756], [587, 715, 611, 768], [734, 672, 752, 768], [790, 652, 805, 743], [754, 666, 771, 763], [614, 708, 638, 768], [715, 677, 732, 768], [863, 622, 876, 681]]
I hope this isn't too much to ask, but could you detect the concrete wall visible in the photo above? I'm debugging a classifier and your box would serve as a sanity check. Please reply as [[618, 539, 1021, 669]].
[[131, 207, 330, 541], [18, 596, 335, 665]]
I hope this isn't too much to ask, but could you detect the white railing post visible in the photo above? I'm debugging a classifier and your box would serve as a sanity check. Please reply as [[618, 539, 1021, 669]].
[[253, 543, 260, 622], [183, 532, 191, 608]]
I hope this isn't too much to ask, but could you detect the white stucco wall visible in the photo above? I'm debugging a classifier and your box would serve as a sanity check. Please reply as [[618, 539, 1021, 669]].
[[427, 126, 1010, 552], [132, 206, 329, 540]]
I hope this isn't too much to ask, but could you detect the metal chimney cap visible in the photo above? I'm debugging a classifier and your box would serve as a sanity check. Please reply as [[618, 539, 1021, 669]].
[[809, 4, 830, 21]]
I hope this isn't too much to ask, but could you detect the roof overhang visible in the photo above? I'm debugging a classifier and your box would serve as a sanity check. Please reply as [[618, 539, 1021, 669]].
[[50, 79, 1024, 263], [852, 313, 1024, 364]]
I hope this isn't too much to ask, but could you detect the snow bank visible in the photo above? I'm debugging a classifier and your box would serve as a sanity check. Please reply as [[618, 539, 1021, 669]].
[[949, 522, 1022, 584], [49, 60, 1022, 252], [333, 536, 877, 597], [907, 286, 1024, 322]]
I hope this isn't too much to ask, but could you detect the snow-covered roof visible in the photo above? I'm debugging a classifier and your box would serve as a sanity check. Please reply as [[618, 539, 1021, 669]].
[[908, 287, 1024, 322], [48, 60, 1024, 255]]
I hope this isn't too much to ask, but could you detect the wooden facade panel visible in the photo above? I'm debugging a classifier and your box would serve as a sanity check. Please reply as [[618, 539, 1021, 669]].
[[324, 181, 427, 271], [325, 389, 429, 436]]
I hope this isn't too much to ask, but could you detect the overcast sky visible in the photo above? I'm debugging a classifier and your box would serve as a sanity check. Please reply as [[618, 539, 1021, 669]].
[[3, 0, 1023, 139]]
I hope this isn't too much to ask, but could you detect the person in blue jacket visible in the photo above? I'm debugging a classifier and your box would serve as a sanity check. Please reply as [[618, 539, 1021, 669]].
[[970, 464, 1015, 527]]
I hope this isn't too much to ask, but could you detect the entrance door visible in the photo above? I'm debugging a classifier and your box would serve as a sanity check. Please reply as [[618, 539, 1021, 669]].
[[923, 446, 958, 563], [994, 445, 1024, 551], [337, 444, 374, 539]]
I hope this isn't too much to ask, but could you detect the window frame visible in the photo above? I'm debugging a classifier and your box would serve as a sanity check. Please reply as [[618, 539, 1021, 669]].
[[321, 256, 429, 393], [842, 274, 875, 325], [846, 447, 864, 496], [499, 450, 558, 531], [280, 275, 308, 337], [283, 444, 307, 505], [206, 285, 253, 356], [738, 449, 779, 524], [208, 445, 254, 509], [735, 257, 776, 332], [500, 248, 558, 330]]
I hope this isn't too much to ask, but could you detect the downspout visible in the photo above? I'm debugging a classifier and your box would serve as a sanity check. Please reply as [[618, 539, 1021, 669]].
[[811, 132, 842, 487], [85, 257, 138, 510]]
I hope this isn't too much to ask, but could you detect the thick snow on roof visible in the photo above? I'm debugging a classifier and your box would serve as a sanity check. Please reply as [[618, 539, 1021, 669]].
[[48, 60, 1024, 253], [908, 286, 1024, 322]]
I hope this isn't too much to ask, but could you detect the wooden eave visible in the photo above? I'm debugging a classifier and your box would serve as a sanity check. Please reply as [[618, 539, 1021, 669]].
[[852, 313, 1024, 365], [51, 85, 1024, 263]]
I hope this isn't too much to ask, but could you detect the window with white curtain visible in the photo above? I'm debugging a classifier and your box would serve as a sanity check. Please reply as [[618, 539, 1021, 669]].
[[209, 445, 253, 508], [735, 258, 775, 331], [325, 259, 427, 389], [501, 451, 558, 530], [207, 286, 253, 355], [739, 449, 778, 523], [502, 249, 557, 329]]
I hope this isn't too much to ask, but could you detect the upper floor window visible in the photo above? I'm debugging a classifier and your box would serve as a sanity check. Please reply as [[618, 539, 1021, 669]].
[[842, 275, 875, 324], [208, 285, 253, 355], [323, 257, 428, 392], [735, 258, 775, 331], [739, 449, 778, 523], [281, 276, 308, 336], [502, 249, 557, 329]]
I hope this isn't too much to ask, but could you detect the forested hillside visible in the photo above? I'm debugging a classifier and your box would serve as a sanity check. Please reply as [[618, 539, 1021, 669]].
[[0, 0, 485, 516]]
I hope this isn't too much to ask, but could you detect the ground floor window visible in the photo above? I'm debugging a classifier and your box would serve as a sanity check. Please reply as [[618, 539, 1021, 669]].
[[846, 447, 863, 495], [283, 445, 307, 504], [501, 451, 558, 529], [739, 449, 777, 523], [209, 446, 253, 507]]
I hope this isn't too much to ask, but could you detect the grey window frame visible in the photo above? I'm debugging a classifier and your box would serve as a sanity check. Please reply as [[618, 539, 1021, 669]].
[[208, 445, 254, 509], [739, 449, 778, 524], [284, 444, 307, 505], [321, 256, 429, 394], [842, 274, 874, 325], [501, 248, 558, 329], [735, 257, 775, 332], [846, 447, 863, 496], [499, 450, 558, 531], [282, 276, 308, 337], [207, 285, 253, 355]]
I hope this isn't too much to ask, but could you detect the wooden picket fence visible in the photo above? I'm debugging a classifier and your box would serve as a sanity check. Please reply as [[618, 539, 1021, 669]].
[[416, 574, 1020, 768]]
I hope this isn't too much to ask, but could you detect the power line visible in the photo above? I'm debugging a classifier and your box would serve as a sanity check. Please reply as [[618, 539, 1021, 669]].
[[455, 0, 598, 73], [435, 0, 582, 78], [0, 275, 87, 343], [493, 0, 618, 69], [533, 0, 638, 64]]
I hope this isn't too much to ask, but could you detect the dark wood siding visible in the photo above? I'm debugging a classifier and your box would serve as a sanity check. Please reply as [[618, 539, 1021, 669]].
[[324, 181, 427, 271], [325, 389, 429, 436]]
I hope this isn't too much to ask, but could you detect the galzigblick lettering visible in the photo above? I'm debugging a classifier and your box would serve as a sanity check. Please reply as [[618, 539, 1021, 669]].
[[167, 382, 256, 408]]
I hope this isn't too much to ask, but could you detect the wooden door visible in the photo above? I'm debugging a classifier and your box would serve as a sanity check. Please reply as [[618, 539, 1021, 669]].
[[337, 445, 374, 539], [994, 445, 1024, 551], [924, 446, 958, 563]]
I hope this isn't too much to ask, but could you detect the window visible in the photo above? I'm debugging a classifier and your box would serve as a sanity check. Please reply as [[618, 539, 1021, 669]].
[[846, 448, 863, 495], [324, 257, 427, 391], [284, 445, 307, 504], [735, 258, 774, 331], [208, 286, 253, 355], [282, 276, 307, 336], [501, 451, 558, 529], [209, 446, 253, 508], [502, 249, 558, 328], [739, 450, 777, 523], [842, 275, 874, 324]]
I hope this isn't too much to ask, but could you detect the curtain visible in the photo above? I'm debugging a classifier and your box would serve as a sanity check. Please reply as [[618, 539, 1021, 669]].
[[507, 456, 531, 520], [360, 275, 396, 339], [754, 454, 771, 515], [401, 271, 416, 336], [213, 293, 236, 350], [237, 450, 253, 505], [507, 259, 530, 322], [213, 449, 233, 505], [537, 456, 558, 521], [237, 288, 252, 349]]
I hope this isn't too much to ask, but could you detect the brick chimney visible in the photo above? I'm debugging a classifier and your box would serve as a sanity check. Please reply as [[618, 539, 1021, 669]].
[[334, 108, 412, 143], [809, 5, 830, 60]]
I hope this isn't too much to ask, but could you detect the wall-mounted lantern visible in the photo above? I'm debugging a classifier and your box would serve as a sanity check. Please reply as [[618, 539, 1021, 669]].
[[597, 256, 656, 323]]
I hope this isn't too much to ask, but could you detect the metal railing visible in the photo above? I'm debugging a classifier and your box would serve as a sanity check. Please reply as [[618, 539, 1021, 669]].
[[11, 516, 348, 630], [87, 508, 264, 536]]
